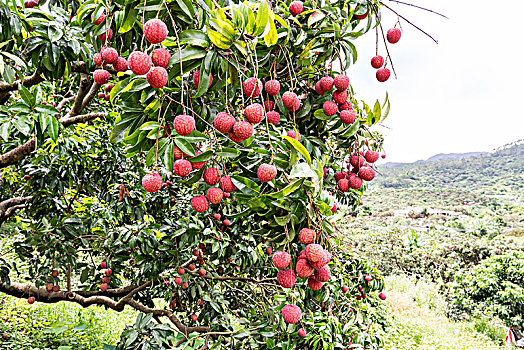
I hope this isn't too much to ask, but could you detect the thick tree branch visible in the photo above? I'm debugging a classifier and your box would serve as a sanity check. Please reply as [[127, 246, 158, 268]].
[[0, 71, 44, 93], [0, 139, 36, 169], [59, 112, 106, 127], [0, 196, 33, 225]]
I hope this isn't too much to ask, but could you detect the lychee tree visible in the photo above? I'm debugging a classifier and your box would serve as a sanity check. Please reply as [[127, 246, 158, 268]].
[[0, 0, 431, 348]]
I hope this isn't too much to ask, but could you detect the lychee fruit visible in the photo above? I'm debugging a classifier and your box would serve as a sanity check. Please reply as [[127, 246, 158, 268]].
[[104, 268, 112, 276], [105, 84, 114, 93], [93, 69, 110, 85], [143, 18, 168, 44], [191, 195, 209, 213], [307, 276, 323, 290], [286, 130, 300, 141], [266, 111, 280, 125], [333, 90, 348, 104], [228, 131, 244, 143], [364, 150, 379, 163], [314, 265, 330, 282], [232, 121, 253, 140], [243, 77, 262, 98], [350, 154, 365, 168], [305, 244, 324, 262], [213, 213, 221, 220], [97, 29, 113, 42], [28, 296, 35, 304], [191, 314, 198, 322], [223, 219, 231, 226], [113, 57, 128, 72], [265, 80, 280, 96], [244, 103, 265, 124], [174, 159, 193, 177], [101, 47, 118, 64], [371, 55, 384, 69], [91, 11, 105, 25], [289, 1, 304, 16], [277, 269, 297, 288], [100, 283, 108, 291], [188, 264, 196, 271], [181, 281, 189, 289], [349, 176, 363, 189], [339, 101, 352, 111], [174, 114, 195, 136], [93, 53, 103, 66], [193, 70, 213, 88], [214, 112, 236, 133], [151, 48, 171, 68], [320, 76, 334, 91], [98, 92, 105, 98], [146, 67, 168, 88], [100, 261, 107, 269], [282, 91, 299, 112], [342, 286, 349, 293], [142, 173, 162, 192], [128, 51, 152, 76], [310, 250, 329, 269], [282, 304, 301, 324], [387, 28, 401, 44], [263, 100, 274, 112], [340, 110, 356, 124], [51, 269, 58, 277], [299, 228, 315, 244], [174, 277, 182, 284], [219, 176, 238, 193], [298, 328, 306, 337], [204, 168, 220, 185], [173, 146, 185, 160], [206, 187, 223, 204], [272, 251, 291, 269], [364, 275, 372, 282], [376, 68, 391, 82], [334, 75, 349, 91], [314, 81, 324, 95], [379, 293, 387, 300], [335, 171, 346, 182], [323, 101, 338, 116], [358, 166, 375, 181], [189, 151, 206, 169], [338, 178, 349, 192], [257, 163, 277, 182], [296, 258, 314, 278], [198, 268, 206, 276]]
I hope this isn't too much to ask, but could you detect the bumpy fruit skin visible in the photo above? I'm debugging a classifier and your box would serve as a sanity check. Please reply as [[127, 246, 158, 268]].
[[323, 101, 338, 116], [191, 195, 209, 213], [364, 275, 372, 282], [298, 328, 307, 337], [286, 130, 300, 141], [257, 163, 277, 182], [213, 213, 221, 220], [282, 91, 298, 111], [113, 57, 128, 72], [320, 76, 334, 91], [174, 277, 182, 284], [349, 176, 363, 189], [314, 81, 324, 95], [263, 100, 274, 112], [350, 154, 366, 168], [174, 115, 195, 136], [27, 297, 35, 304], [244, 103, 265, 124], [91, 11, 105, 25], [379, 293, 387, 300], [93, 69, 111, 85], [334, 75, 350, 91], [305, 244, 324, 262], [310, 249, 330, 269], [335, 171, 347, 181], [174, 159, 193, 177], [387, 28, 401, 43], [277, 269, 297, 288], [213, 112, 235, 133], [98, 29, 113, 42], [376, 68, 391, 82], [333, 90, 348, 104], [299, 228, 316, 244], [142, 173, 162, 192], [272, 251, 291, 269], [358, 166, 375, 181], [98, 92, 105, 98], [242, 77, 262, 98], [296, 258, 314, 278], [307, 277, 323, 290], [364, 150, 379, 163], [101, 47, 118, 64], [289, 1, 304, 16], [340, 110, 356, 124], [203, 168, 220, 185], [339, 101, 352, 111], [338, 178, 349, 192], [173, 146, 184, 160], [128, 51, 152, 75], [206, 187, 223, 204], [266, 111, 280, 125], [232, 121, 253, 140], [371, 55, 384, 69], [189, 151, 206, 169], [93, 53, 103, 66], [143, 18, 168, 44], [105, 84, 114, 93], [219, 176, 238, 193], [151, 48, 171, 68], [100, 283, 108, 291], [265, 80, 280, 96], [193, 70, 213, 88], [282, 304, 302, 324], [146, 67, 168, 88], [105, 268, 113, 276], [198, 269, 206, 276], [314, 265, 331, 282], [223, 219, 231, 226]]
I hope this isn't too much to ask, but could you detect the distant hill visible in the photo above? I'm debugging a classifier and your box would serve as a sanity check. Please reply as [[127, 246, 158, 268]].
[[373, 141, 524, 197]]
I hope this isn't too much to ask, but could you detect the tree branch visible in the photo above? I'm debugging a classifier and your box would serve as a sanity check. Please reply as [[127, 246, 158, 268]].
[[0, 71, 44, 93], [0, 196, 33, 225], [0, 139, 36, 169]]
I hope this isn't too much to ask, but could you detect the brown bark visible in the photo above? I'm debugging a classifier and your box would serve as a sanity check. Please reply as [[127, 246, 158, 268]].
[[0, 196, 32, 225], [0, 139, 36, 168]]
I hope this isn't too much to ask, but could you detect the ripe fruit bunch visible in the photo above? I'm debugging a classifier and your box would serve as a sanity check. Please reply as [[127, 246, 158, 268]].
[[315, 74, 357, 125], [369, 28, 401, 82]]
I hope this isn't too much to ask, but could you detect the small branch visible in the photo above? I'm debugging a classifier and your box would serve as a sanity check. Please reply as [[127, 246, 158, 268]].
[[380, 2, 439, 44], [59, 112, 106, 127], [386, 0, 448, 19]]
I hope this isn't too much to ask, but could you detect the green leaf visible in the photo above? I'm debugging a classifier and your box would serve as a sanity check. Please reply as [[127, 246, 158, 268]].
[[179, 30, 209, 47], [119, 9, 138, 34], [0, 121, 11, 142], [174, 137, 195, 156], [264, 19, 278, 46], [19, 85, 35, 107], [48, 116, 60, 141], [281, 136, 311, 165], [254, 1, 269, 37], [189, 150, 212, 163], [269, 179, 303, 199], [340, 120, 360, 138], [207, 29, 232, 50], [231, 175, 261, 196], [165, 142, 174, 172], [35, 104, 59, 114], [216, 148, 240, 158]]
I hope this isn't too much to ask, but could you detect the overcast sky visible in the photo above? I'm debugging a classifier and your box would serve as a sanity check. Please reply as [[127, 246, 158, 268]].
[[349, 0, 524, 163]]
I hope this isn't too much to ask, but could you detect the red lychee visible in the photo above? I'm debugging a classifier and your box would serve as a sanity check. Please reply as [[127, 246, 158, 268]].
[[289, 1, 304, 16], [105, 268, 112, 276], [243, 77, 262, 98], [151, 48, 171, 68], [358, 166, 375, 181], [244, 103, 265, 124], [232, 121, 253, 140], [219, 176, 238, 193], [105, 84, 114, 93], [98, 92, 105, 98], [282, 91, 299, 112], [333, 90, 348, 104], [101, 47, 118, 64], [371, 55, 384, 69], [204, 168, 220, 185], [188, 264, 196, 271], [314, 265, 330, 282], [376, 68, 391, 82], [263, 100, 274, 112], [98, 29, 113, 42], [335, 171, 346, 182], [143, 18, 168, 44], [28, 296, 35, 304], [223, 219, 231, 226], [340, 110, 356, 124], [364, 150, 379, 163], [93, 69, 110, 85], [213, 213, 221, 220], [338, 178, 349, 192], [175, 277, 182, 284], [206, 187, 223, 204], [320, 76, 334, 91], [339, 101, 353, 111], [277, 269, 296, 288], [299, 228, 315, 245], [100, 283, 108, 291], [142, 173, 162, 192], [266, 111, 280, 125], [323, 101, 338, 116], [387, 28, 401, 44], [174, 159, 193, 177], [173, 146, 184, 160], [310, 249, 329, 269], [307, 276, 323, 290], [282, 304, 302, 324], [191, 195, 209, 213], [100, 261, 107, 269], [265, 79, 280, 96], [379, 293, 387, 300], [349, 176, 363, 189], [146, 67, 168, 88], [91, 11, 105, 25], [178, 268, 185, 275], [214, 112, 235, 133], [296, 258, 314, 278], [228, 131, 244, 143], [315, 81, 324, 95], [350, 154, 365, 168], [128, 51, 152, 75], [192, 70, 213, 88], [198, 268, 206, 276], [364, 275, 372, 282], [272, 251, 291, 269], [113, 57, 128, 72], [93, 53, 103, 66], [257, 163, 277, 182], [286, 130, 300, 141], [174, 114, 195, 136], [298, 328, 306, 337], [334, 75, 349, 91], [189, 151, 206, 169], [305, 244, 324, 262]]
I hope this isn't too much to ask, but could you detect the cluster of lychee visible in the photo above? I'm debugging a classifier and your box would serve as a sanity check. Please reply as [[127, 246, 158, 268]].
[[44, 269, 61, 295], [370, 27, 402, 82], [99, 261, 112, 292], [316, 74, 356, 125], [97, 84, 113, 102], [24, 0, 38, 8], [92, 18, 171, 91], [335, 149, 381, 192]]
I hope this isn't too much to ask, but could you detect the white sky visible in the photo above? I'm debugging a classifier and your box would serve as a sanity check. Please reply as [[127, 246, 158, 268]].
[[349, 0, 524, 163]]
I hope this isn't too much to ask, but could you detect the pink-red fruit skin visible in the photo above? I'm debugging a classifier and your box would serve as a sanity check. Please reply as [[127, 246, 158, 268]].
[[257, 164, 277, 182], [151, 48, 171, 68], [142, 173, 162, 193], [299, 228, 315, 244], [244, 103, 265, 124], [276, 269, 297, 288], [266, 111, 280, 125], [191, 195, 209, 213], [214, 112, 235, 133], [376, 68, 391, 82], [289, 1, 304, 16], [193, 70, 213, 88], [272, 251, 291, 269], [265, 80, 280, 96], [143, 18, 168, 44], [174, 115, 195, 136], [323, 101, 338, 116], [305, 244, 324, 262], [282, 304, 302, 324], [243, 77, 262, 98], [371, 55, 384, 69], [340, 110, 356, 124], [146, 67, 168, 88], [386, 28, 401, 44], [320, 76, 334, 91], [128, 51, 152, 76], [93, 70, 111, 85], [298, 328, 306, 337], [334, 75, 349, 91]]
